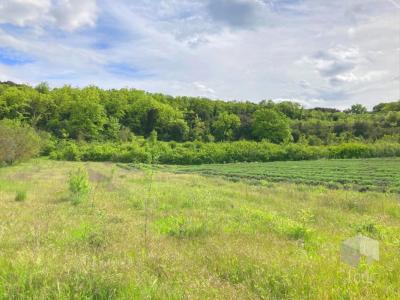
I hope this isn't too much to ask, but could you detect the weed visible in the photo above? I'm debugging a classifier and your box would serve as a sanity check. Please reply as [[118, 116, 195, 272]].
[[68, 167, 90, 205], [69, 223, 107, 249], [154, 216, 210, 238]]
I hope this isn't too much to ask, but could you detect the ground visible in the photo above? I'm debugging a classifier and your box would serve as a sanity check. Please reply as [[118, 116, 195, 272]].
[[0, 159, 399, 299]]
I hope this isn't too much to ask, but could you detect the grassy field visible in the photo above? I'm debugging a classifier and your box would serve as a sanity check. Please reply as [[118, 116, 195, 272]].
[[0, 159, 400, 299], [169, 158, 400, 193]]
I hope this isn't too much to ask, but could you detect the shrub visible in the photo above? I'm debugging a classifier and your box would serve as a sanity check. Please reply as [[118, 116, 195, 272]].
[[68, 168, 90, 205], [50, 140, 82, 161], [0, 120, 41, 165], [50, 140, 400, 165]]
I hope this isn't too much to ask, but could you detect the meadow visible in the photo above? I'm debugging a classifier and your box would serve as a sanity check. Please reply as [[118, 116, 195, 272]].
[[0, 159, 400, 299], [169, 158, 400, 193]]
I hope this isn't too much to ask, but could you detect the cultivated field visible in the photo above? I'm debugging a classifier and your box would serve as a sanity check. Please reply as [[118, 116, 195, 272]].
[[171, 158, 400, 193], [0, 159, 400, 299]]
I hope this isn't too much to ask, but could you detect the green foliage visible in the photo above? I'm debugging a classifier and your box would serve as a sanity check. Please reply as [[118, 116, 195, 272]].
[[68, 167, 90, 205], [0, 119, 41, 165], [252, 108, 291, 143], [1, 82, 399, 146], [15, 190, 27, 202], [212, 112, 241, 141], [346, 104, 368, 114], [50, 140, 400, 167], [154, 216, 210, 239]]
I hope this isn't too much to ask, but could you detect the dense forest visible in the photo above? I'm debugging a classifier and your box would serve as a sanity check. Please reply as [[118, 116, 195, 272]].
[[1, 81, 400, 164]]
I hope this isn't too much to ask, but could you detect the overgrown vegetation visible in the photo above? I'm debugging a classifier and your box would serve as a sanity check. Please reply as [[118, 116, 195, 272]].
[[0, 160, 399, 298], [1, 81, 400, 165], [68, 167, 91, 205], [49, 139, 400, 165], [0, 119, 41, 165]]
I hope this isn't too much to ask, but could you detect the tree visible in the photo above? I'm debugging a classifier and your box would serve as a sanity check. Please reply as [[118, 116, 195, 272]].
[[123, 96, 184, 139], [189, 116, 207, 141], [167, 119, 189, 142], [352, 120, 376, 139], [252, 109, 291, 143], [212, 112, 241, 141], [65, 88, 107, 140], [346, 104, 368, 114], [276, 101, 303, 119], [35, 82, 50, 94]]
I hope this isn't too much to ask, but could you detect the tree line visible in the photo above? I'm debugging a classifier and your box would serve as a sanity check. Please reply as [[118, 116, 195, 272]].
[[1, 81, 399, 146], [1, 81, 400, 165]]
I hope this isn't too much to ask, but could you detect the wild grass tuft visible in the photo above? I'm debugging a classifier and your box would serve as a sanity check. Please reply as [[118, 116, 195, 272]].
[[15, 190, 27, 202], [154, 216, 210, 238]]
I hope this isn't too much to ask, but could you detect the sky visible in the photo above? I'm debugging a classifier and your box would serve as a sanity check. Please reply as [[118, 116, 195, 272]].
[[0, 0, 399, 109]]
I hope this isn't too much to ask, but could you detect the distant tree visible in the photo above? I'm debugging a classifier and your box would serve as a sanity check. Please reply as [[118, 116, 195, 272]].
[[352, 120, 376, 139], [104, 117, 121, 140], [346, 104, 368, 114], [123, 96, 184, 139], [276, 101, 304, 119], [311, 107, 340, 113], [212, 112, 241, 141], [259, 99, 275, 108], [252, 109, 291, 143], [189, 117, 207, 141], [384, 112, 400, 127], [35, 82, 50, 94], [0, 87, 29, 120], [167, 119, 189, 142], [66, 88, 107, 140]]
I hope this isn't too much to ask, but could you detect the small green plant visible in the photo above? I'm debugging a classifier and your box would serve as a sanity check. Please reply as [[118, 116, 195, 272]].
[[69, 167, 90, 205], [154, 216, 210, 239], [15, 190, 27, 202]]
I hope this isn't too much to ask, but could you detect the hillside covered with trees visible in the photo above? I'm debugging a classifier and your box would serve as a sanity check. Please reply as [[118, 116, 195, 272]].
[[1, 81, 400, 164]]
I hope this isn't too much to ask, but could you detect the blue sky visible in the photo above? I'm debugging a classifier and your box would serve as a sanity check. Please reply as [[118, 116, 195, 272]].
[[0, 0, 399, 109]]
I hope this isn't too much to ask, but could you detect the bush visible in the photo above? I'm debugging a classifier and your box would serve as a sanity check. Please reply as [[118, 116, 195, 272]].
[[0, 120, 41, 165], [50, 140, 82, 161], [69, 168, 90, 205], [49, 140, 400, 165]]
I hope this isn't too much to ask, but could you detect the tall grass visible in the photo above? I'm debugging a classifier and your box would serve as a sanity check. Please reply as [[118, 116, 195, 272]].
[[14, 190, 27, 202], [0, 160, 399, 298]]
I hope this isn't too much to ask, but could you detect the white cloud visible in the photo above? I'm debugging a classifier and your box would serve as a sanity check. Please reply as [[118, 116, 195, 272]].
[[331, 71, 388, 85], [193, 82, 216, 96], [51, 0, 98, 31], [303, 46, 364, 78], [0, 0, 398, 109], [0, 0, 98, 31], [0, 0, 51, 27]]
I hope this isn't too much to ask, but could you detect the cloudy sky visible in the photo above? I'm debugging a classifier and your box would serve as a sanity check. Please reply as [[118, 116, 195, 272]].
[[0, 0, 399, 109]]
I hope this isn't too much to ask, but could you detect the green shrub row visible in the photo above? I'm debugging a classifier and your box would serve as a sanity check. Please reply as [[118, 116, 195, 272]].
[[49, 140, 400, 165]]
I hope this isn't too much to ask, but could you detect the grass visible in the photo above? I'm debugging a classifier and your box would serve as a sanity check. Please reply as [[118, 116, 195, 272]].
[[0, 158, 399, 299], [168, 158, 400, 193], [14, 189, 27, 202]]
